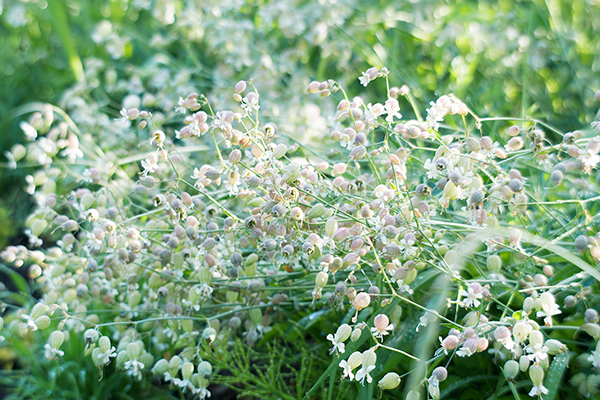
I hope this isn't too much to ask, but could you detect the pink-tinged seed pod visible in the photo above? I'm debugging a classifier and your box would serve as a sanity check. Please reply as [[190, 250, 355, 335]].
[[374, 314, 390, 332], [235, 80, 247, 93], [480, 136, 493, 150], [332, 163, 347, 175], [127, 108, 140, 119], [508, 125, 520, 136], [477, 337, 489, 352], [307, 81, 320, 93], [494, 326, 511, 341], [333, 227, 350, 242], [343, 252, 360, 266], [505, 137, 523, 151], [353, 292, 371, 311], [441, 335, 459, 351], [349, 145, 367, 161], [432, 366, 448, 382], [350, 238, 364, 251], [566, 145, 580, 158]]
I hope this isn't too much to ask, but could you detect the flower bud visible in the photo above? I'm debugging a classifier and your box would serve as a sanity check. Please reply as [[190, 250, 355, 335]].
[[523, 297, 535, 313], [545, 339, 567, 355], [519, 355, 530, 372], [351, 327, 362, 342], [378, 372, 401, 390], [332, 163, 347, 175], [508, 125, 521, 137], [494, 326, 511, 341], [582, 323, 600, 339], [272, 143, 288, 159], [99, 336, 111, 353]]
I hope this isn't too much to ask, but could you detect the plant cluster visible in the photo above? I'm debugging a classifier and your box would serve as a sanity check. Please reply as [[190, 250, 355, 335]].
[[2, 61, 600, 400]]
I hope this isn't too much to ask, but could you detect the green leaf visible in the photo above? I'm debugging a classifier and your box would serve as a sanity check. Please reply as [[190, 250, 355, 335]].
[[522, 232, 600, 282], [0, 263, 31, 299], [542, 353, 569, 400]]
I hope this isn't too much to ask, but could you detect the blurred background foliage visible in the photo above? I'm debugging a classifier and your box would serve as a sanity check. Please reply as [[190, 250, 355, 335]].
[[1, 0, 600, 397]]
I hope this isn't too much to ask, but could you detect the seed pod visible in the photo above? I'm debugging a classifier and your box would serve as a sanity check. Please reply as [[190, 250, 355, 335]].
[[508, 125, 520, 136], [550, 170, 563, 186], [235, 80, 247, 93], [152, 359, 169, 375], [378, 372, 401, 390], [353, 292, 371, 311], [31, 303, 49, 320], [504, 360, 519, 379], [336, 324, 352, 342], [529, 364, 544, 386], [575, 235, 588, 252], [349, 145, 367, 161], [545, 339, 567, 355], [432, 366, 447, 382], [34, 315, 51, 330], [49, 330, 65, 349], [307, 203, 326, 219]]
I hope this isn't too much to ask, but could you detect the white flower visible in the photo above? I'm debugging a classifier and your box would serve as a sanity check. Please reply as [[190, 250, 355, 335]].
[[173, 378, 195, 393], [528, 384, 548, 397], [460, 283, 483, 308], [536, 302, 561, 327], [22, 314, 38, 331], [193, 386, 211, 399], [355, 364, 375, 385], [417, 312, 437, 332], [526, 343, 549, 363], [20, 121, 38, 140], [4, 151, 17, 169], [44, 343, 64, 360], [588, 350, 600, 369], [327, 333, 346, 355], [427, 376, 440, 400], [96, 346, 117, 365], [358, 71, 372, 87], [175, 97, 187, 114], [115, 108, 130, 124], [339, 360, 354, 380], [358, 67, 378, 87], [124, 359, 145, 380], [384, 98, 402, 123]]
